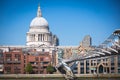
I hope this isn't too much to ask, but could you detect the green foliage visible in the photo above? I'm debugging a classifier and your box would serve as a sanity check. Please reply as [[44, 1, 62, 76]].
[[25, 63, 33, 74], [46, 65, 54, 74]]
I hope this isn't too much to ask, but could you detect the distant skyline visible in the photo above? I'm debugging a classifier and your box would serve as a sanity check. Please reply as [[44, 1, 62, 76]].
[[0, 0, 120, 46]]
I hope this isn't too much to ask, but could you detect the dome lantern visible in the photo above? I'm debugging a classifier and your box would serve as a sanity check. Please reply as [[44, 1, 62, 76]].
[[37, 4, 42, 17]]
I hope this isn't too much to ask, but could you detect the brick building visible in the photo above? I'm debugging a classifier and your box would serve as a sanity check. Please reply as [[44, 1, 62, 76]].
[[25, 52, 51, 74], [3, 48, 24, 74], [3, 48, 52, 74]]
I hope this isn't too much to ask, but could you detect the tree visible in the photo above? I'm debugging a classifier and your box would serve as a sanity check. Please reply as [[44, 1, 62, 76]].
[[46, 65, 55, 74], [25, 63, 33, 74]]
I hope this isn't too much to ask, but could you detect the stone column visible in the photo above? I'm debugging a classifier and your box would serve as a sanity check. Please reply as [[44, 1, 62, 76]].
[[84, 60, 86, 74], [44, 34, 46, 41], [97, 66, 99, 74], [78, 62, 80, 74], [109, 57, 111, 73], [46, 34, 47, 41], [35, 34, 38, 41], [46, 34, 48, 41], [115, 55, 118, 74], [89, 59, 91, 74]]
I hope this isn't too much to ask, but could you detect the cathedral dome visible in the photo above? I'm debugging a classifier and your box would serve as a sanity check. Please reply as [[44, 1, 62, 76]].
[[30, 5, 48, 28], [30, 17, 48, 27]]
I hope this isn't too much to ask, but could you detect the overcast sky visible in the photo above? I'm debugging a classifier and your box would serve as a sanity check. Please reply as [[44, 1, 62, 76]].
[[0, 0, 120, 46]]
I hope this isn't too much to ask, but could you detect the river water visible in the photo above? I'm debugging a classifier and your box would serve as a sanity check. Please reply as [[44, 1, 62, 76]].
[[0, 78, 120, 80]]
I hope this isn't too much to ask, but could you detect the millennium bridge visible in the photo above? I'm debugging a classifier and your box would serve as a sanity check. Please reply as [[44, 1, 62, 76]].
[[56, 29, 120, 80]]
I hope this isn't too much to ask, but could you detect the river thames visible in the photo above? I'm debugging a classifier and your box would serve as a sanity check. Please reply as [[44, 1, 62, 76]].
[[0, 77, 120, 80]]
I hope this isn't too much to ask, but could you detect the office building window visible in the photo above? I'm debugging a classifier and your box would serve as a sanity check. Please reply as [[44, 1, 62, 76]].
[[80, 68, 84, 74]]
